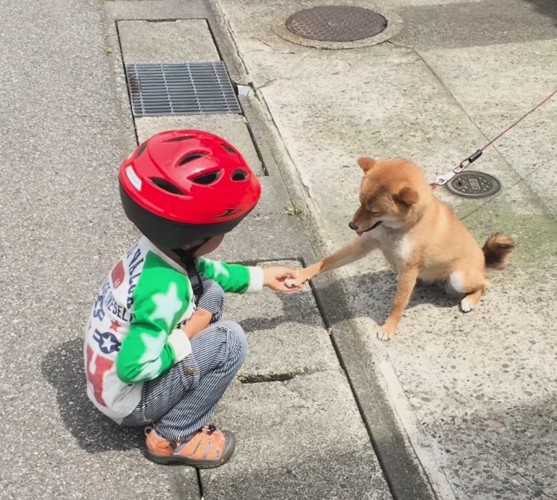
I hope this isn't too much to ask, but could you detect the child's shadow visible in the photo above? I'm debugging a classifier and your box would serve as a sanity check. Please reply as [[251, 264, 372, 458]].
[[41, 338, 144, 453], [239, 269, 457, 332]]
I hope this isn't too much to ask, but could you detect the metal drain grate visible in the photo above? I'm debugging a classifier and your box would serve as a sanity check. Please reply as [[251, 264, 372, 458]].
[[445, 171, 502, 198], [286, 6, 387, 42], [126, 62, 241, 117]]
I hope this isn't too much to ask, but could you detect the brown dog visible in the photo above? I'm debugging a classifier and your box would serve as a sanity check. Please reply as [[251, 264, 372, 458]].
[[291, 157, 514, 340]]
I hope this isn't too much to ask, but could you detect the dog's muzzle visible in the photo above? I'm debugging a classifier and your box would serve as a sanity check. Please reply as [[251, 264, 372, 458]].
[[349, 221, 382, 233]]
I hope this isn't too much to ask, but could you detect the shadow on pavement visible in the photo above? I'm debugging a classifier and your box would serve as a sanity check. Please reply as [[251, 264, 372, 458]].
[[41, 338, 144, 453], [239, 269, 456, 332], [430, 395, 557, 498], [522, 0, 557, 25]]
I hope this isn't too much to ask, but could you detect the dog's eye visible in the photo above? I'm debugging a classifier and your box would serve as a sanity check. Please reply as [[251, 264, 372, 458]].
[[369, 211, 381, 217]]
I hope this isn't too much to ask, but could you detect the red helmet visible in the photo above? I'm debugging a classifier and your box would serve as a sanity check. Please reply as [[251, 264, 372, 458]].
[[119, 129, 261, 248]]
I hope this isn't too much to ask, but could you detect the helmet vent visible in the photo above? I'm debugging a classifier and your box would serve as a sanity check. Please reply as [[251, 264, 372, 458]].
[[166, 135, 195, 143], [150, 177, 184, 195], [191, 171, 221, 185], [135, 141, 148, 158], [231, 169, 249, 181], [178, 152, 207, 166], [221, 144, 237, 154]]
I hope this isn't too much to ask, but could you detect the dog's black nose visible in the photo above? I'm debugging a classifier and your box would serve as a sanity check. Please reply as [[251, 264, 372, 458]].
[[348, 221, 357, 231]]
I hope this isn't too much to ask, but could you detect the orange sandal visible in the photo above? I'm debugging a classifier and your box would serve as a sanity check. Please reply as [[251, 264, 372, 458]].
[[145, 425, 236, 468]]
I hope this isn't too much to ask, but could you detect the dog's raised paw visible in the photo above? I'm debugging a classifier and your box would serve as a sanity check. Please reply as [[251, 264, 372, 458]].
[[284, 278, 305, 289]]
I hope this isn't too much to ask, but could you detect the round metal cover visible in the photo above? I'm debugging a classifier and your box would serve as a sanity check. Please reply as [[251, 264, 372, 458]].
[[285, 6, 387, 42], [445, 171, 501, 198]]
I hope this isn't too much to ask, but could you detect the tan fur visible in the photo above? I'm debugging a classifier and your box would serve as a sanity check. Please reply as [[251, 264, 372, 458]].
[[292, 157, 515, 340]]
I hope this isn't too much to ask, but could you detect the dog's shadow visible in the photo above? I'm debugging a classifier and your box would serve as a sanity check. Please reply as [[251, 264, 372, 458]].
[[346, 269, 457, 321], [238, 269, 457, 332], [41, 338, 144, 453]]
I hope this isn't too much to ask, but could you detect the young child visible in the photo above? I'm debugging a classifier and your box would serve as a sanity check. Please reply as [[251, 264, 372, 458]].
[[84, 129, 300, 468]]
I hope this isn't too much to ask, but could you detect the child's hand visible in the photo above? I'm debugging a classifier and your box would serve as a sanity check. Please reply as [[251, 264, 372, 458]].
[[263, 267, 303, 292], [181, 308, 213, 339]]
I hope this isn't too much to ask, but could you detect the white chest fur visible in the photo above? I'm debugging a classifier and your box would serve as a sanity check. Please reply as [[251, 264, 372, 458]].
[[368, 226, 414, 269]]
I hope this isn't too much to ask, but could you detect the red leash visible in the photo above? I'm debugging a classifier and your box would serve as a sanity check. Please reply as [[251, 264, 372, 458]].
[[432, 87, 557, 189]]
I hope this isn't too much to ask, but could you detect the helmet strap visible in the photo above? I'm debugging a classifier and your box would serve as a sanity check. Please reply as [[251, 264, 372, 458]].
[[173, 239, 210, 302]]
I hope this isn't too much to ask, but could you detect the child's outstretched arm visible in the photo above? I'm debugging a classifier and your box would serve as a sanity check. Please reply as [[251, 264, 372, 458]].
[[262, 266, 303, 292]]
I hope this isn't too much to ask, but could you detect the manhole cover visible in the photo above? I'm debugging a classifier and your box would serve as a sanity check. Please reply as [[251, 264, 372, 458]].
[[285, 6, 387, 42], [125, 62, 241, 117], [445, 171, 501, 198]]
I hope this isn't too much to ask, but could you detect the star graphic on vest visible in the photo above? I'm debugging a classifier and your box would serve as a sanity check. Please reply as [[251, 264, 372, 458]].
[[110, 320, 120, 331], [94, 331, 121, 354], [150, 282, 182, 330], [134, 332, 165, 381]]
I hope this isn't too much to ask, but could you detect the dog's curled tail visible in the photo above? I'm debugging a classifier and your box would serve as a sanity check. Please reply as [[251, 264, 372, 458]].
[[483, 233, 515, 270]]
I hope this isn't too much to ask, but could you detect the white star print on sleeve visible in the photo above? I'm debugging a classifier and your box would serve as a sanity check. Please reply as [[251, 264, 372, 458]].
[[196, 257, 262, 293], [150, 282, 182, 330], [211, 261, 230, 280], [133, 332, 165, 382]]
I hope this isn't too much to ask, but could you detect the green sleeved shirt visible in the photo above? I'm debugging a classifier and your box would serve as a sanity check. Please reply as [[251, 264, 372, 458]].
[[84, 236, 263, 421]]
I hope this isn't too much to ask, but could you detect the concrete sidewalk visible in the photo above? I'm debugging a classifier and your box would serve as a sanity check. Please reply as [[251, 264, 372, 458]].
[[211, 0, 557, 498], [1, 0, 555, 499]]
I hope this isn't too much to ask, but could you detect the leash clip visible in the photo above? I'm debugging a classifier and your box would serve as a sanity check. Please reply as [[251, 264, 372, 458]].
[[458, 149, 483, 169], [434, 149, 483, 186], [434, 171, 456, 186]]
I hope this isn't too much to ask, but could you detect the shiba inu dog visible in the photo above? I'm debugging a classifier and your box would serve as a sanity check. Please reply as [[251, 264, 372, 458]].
[[290, 157, 514, 340]]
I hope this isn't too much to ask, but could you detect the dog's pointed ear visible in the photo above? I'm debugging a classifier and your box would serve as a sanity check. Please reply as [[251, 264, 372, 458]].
[[357, 157, 376, 172], [394, 186, 419, 207]]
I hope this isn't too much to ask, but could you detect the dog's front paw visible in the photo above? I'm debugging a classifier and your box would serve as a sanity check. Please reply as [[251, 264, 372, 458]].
[[285, 268, 315, 289], [284, 277, 306, 289], [377, 323, 396, 341]]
